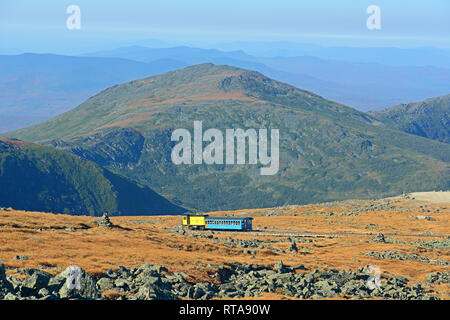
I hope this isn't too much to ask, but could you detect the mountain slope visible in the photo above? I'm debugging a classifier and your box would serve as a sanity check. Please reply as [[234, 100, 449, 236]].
[[0, 137, 185, 215], [6, 64, 450, 211], [369, 95, 450, 144]]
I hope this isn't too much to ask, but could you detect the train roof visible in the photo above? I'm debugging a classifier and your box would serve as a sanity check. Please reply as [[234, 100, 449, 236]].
[[205, 216, 253, 220]]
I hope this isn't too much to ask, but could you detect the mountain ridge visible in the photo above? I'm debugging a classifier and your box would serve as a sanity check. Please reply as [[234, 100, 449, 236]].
[[2, 46, 449, 133], [5, 64, 449, 211], [369, 94, 450, 144]]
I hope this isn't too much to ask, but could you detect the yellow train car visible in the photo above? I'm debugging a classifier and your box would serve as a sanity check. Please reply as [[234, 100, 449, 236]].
[[182, 214, 208, 230]]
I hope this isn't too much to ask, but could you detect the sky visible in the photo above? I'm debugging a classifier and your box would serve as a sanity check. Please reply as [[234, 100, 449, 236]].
[[0, 0, 449, 54]]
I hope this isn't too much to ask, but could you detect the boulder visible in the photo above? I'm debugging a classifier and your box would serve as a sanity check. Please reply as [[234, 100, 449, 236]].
[[3, 292, 19, 300], [288, 241, 298, 252], [373, 233, 386, 243], [0, 264, 13, 298], [52, 266, 99, 299], [96, 277, 115, 291], [139, 263, 167, 274], [114, 278, 131, 289], [273, 260, 289, 273], [20, 270, 52, 296], [136, 283, 177, 300]]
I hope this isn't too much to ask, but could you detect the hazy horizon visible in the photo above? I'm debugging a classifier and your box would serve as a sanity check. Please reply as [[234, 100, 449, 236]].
[[1, 0, 449, 55]]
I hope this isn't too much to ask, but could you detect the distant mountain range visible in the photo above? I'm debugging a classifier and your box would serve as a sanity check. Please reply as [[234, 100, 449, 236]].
[[1, 45, 449, 132], [0, 53, 185, 132], [83, 46, 450, 110], [5, 64, 449, 212], [0, 137, 185, 216], [370, 94, 450, 144], [214, 41, 450, 68]]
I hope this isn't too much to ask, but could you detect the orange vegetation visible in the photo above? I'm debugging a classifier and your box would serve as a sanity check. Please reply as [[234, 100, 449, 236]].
[[0, 196, 448, 299]]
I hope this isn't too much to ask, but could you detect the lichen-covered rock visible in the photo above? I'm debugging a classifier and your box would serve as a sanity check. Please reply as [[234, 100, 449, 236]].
[[96, 277, 115, 291], [0, 264, 14, 298], [20, 270, 52, 296]]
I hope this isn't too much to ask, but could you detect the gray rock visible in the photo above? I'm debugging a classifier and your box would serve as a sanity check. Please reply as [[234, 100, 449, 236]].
[[136, 283, 177, 300], [143, 276, 161, 287], [94, 212, 115, 228], [373, 233, 386, 243], [117, 266, 131, 278], [96, 277, 115, 291], [314, 280, 338, 297], [292, 264, 306, 271], [13, 255, 31, 261], [21, 270, 52, 296], [54, 266, 99, 299], [138, 263, 167, 274], [425, 272, 449, 284], [3, 292, 19, 300], [38, 288, 50, 297], [105, 269, 118, 279], [0, 264, 13, 298], [273, 260, 289, 273], [288, 241, 298, 252], [6, 275, 22, 291], [114, 278, 131, 289], [192, 286, 205, 299]]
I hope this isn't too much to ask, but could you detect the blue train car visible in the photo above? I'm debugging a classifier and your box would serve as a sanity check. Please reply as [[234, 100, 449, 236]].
[[205, 216, 253, 231]]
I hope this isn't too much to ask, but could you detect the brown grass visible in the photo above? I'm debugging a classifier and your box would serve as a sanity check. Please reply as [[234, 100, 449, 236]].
[[0, 196, 448, 299]]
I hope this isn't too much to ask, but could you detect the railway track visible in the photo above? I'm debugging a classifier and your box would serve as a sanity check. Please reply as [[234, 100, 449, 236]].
[[191, 228, 448, 239]]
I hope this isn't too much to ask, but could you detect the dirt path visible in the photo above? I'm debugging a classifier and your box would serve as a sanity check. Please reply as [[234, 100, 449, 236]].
[[408, 191, 450, 203]]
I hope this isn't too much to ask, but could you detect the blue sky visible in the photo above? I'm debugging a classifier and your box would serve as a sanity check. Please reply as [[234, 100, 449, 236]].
[[1, 0, 449, 54]]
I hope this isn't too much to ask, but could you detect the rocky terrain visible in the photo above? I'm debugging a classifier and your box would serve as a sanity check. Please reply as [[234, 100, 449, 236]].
[[1, 261, 446, 300], [0, 194, 448, 300]]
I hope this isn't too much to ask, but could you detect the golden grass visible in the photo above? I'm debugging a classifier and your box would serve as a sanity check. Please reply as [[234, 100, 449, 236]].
[[0, 197, 448, 299]]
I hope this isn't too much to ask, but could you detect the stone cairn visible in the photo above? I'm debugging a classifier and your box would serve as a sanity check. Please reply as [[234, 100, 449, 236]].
[[373, 232, 386, 243], [95, 213, 114, 228]]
